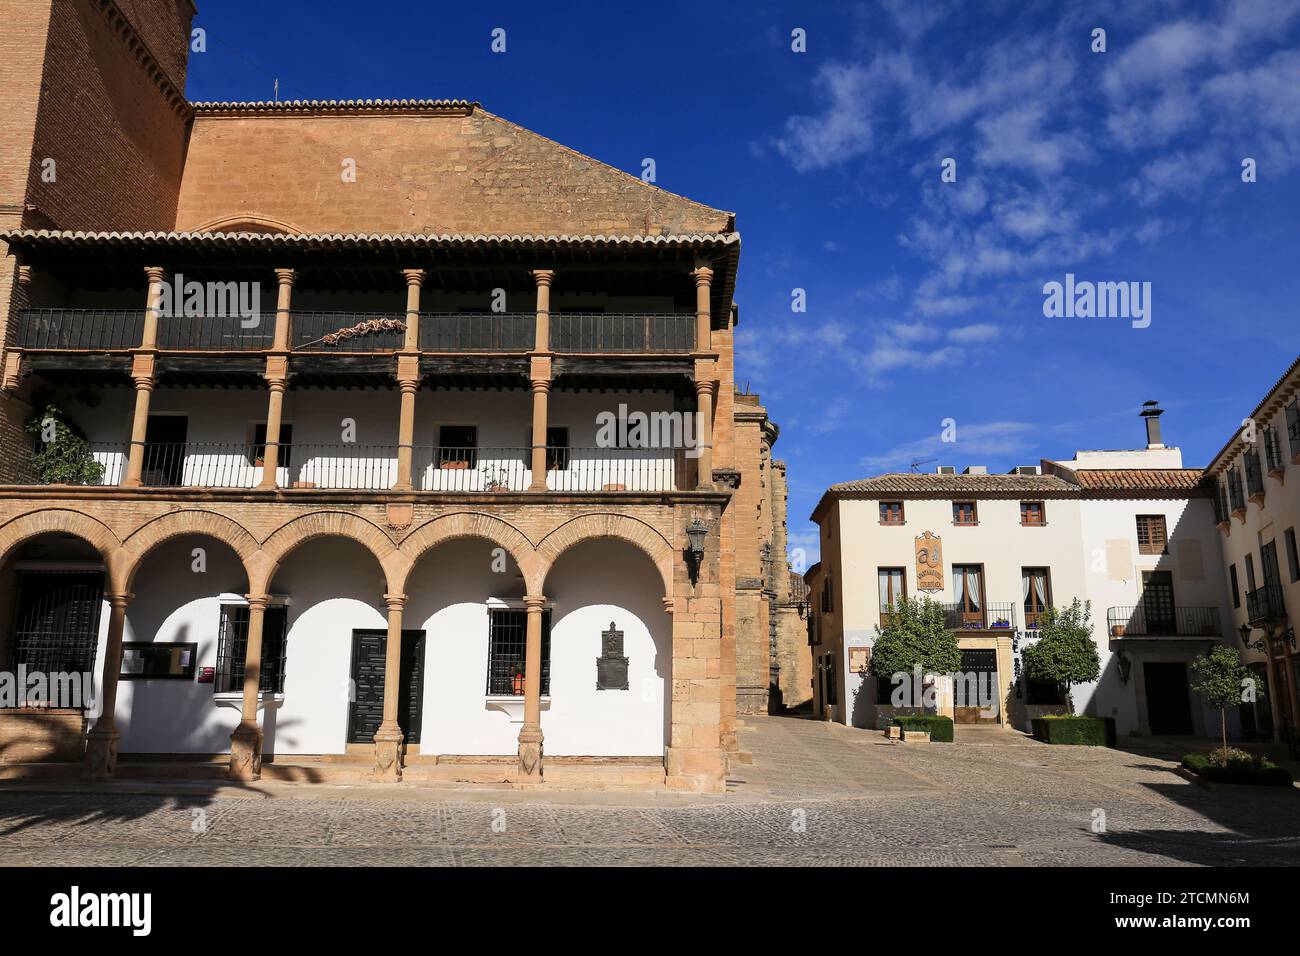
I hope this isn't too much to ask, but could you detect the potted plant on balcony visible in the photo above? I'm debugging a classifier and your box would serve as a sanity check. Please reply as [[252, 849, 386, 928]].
[[511, 662, 526, 696], [24, 404, 104, 486], [991, 617, 1011, 629]]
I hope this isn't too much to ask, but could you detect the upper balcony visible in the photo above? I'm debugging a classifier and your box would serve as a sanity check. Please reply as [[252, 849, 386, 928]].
[[942, 602, 1018, 631], [1107, 605, 1223, 638], [14, 308, 697, 357], [1245, 585, 1287, 626]]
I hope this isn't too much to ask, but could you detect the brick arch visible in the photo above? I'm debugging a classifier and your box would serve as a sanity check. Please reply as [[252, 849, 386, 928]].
[[394, 512, 537, 593], [258, 511, 402, 594], [0, 509, 127, 591], [122, 510, 260, 591], [189, 213, 306, 235], [535, 513, 674, 597]]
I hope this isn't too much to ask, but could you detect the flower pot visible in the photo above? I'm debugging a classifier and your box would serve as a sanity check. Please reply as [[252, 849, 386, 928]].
[[1111, 624, 1125, 637], [443, 460, 469, 470]]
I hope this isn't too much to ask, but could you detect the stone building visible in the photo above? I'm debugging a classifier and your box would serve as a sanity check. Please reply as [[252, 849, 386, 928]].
[[731, 391, 810, 714], [0, 0, 772, 792]]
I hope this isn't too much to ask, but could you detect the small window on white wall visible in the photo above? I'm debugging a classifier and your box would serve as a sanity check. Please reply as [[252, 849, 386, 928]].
[[485, 608, 551, 696]]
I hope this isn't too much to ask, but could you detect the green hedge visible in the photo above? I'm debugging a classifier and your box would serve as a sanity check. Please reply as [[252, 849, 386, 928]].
[[892, 715, 954, 742], [1031, 715, 1115, 747], [1182, 754, 1293, 787]]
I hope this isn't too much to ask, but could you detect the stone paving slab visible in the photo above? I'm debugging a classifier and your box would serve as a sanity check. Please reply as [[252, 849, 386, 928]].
[[0, 716, 1296, 866]]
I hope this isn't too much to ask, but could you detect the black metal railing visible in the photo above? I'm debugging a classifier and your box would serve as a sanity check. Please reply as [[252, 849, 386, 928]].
[[1264, 424, 1284, 472], [418, 313, 533, 352], [1214, 480, 1230, 524], [1246, 584, 1287, 625], [414, 447, 530, 491], [17, 309, 144, 350], [943, 602, 1016, 630], [137, 442, 264, 488], [7, 441, 127, 486], [155, 313, 274, 351], [1287, 399, 1300, 460], [551, 312, 695, 353], [1107, 605, 1222, 637], [279, 444, 398, 489], [542, 446, 688, 491], [292, 312, 407, 352], [1244, 447, 1265, 496], [1228, 467, 1246, 511]]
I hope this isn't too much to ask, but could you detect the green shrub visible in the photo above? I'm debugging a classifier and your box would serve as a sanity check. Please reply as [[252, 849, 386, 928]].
[[1031, 715, 1115, 747], [1181, 752, 1293, 787], [24, 404, 104, 485], [892, 715, 954, 742]]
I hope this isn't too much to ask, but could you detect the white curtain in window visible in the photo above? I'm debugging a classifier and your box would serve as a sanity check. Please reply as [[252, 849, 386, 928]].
[[964, 568, 982, 610]]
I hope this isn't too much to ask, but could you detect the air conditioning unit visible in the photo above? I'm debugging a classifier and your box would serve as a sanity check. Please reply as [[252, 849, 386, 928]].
[[1014, 465, 1041, 475], [962, 466, 988, 475], [935, 466, 956, 475]]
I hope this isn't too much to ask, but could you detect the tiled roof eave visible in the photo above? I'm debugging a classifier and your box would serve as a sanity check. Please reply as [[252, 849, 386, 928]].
[[0, 229, 740, 250], [189, 99, 479, 116]]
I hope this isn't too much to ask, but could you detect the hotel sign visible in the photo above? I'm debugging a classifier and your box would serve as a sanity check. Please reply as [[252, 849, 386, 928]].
[[914, 532, 944, 592]]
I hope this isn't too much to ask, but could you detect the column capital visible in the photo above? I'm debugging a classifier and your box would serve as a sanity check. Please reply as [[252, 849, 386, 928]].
[[244, 594, 271, 611], [402, 268, 426, 287], [524, 594, 547, 611], [16, 264, 32, 285], [691, 265, 714, 286], [144, 265, 168, 284], [530, 378, 551, 395], [531, 268, 555, 287], [274, 268, 297, 287], [107, 592, 133, 610], [662, 596, 675, 615], [694, 378, 714, 396], [384, 592, 408, 611], [399, 378, 420, 395], [131, 375, 155, 392]]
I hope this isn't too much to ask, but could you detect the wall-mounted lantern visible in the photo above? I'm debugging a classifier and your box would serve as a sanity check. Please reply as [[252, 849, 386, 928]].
[[1116, 647, 1132, 684], [685, 517, 708, 584]]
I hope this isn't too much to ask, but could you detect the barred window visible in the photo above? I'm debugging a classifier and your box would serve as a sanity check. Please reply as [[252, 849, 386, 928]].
[[879, 501, 904, 525], [1020, 501, 1045, 526], [953, 501, 978, 525], [485, 608, 551, 696], [1136, 514, 1168, 555], [10, 571, 103, 682], [215, 605, 288, 694]]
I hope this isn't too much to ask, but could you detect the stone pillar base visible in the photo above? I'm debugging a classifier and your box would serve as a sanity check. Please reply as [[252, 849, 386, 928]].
[[373, 728, 405, 782], [666, 746, 725, 793], [83, 726, 120, 779], [517, 728, 544, 783], [228, 724, 263, 781]]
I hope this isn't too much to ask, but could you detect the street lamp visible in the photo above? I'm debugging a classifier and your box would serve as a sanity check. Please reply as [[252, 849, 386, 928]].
[[1116, 647, 1132, 684]]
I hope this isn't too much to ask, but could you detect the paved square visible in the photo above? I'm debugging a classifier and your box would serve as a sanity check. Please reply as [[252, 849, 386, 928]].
[[0, 717, 1296, 866]]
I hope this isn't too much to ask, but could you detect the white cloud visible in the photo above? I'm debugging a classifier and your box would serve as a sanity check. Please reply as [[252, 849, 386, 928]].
[[858, 420, 1038, 472]]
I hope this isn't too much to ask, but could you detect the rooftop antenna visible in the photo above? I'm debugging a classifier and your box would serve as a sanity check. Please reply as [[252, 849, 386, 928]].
[[910, 457, 937, 473], [274, 78, 279, 102]]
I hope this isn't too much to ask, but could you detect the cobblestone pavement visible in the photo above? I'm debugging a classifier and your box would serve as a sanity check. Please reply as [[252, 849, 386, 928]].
[[0, 716, 1297, 866]]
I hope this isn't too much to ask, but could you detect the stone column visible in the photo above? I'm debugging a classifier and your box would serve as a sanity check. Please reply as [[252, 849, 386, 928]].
[[665, 513, 725, 792], [121, 267, 165, 487], [84, 592, 131, 778], [694, 378, 714, 489], [393, 269, 425, 491], [229, 595, 270, 780], [532, 269, 554, 352], [517, 594, 547, 781], [373, 593, 407, 781], [692, 264, 713, 353], [258, 270, 295, 488], [529, 378, 550, 491]]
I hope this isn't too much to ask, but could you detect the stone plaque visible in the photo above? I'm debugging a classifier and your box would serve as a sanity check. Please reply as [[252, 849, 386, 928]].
[[596, 621, 629, 691]]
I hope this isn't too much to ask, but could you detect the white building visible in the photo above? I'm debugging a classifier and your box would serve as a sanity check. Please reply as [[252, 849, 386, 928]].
[[808, 404, 1232, 739]]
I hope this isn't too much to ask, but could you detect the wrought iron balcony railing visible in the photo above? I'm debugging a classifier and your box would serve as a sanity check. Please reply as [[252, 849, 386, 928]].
[[550, 312, 695, 353], [1263, 425, 1284, 473], [1228, 467, 1246, 511], [1244, 448, 1265, 497], [542, 446, 689, 492], [418, 313, 534, 352], [943, 602, 1016, 630], [18, 309, 143, 350], [1245, 584, 1287, 625], [1107, 605, 1222, 638], [1286, 398, 1300, 459], [12, 308, 698, 355]]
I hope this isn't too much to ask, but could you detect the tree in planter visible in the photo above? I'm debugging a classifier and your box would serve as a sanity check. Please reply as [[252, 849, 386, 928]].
[[1022, 598, 1101, 710], [869, 595, 961, 710], [1189, 645, 1249, 764], [24, 405, 104, 485]]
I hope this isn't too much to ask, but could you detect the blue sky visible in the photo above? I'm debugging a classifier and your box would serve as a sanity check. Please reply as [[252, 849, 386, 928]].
[[187, 0, 1300, 564]]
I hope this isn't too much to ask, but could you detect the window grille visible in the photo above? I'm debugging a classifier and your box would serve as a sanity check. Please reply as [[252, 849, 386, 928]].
[[485, 608, 551, 696], [214, 605, 288, 694], [9, 571, 104, 689], [1136, 514, 1168, 555]]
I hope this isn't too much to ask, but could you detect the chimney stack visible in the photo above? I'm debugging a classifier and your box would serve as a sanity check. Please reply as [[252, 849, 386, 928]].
[[1140, 400, 1164, 448]]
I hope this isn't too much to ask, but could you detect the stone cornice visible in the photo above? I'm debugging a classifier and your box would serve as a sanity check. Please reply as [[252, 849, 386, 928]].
[[90, 0, 191, 119]]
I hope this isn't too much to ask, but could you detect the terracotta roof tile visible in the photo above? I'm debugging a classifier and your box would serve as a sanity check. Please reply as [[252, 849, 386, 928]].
[[826, 473, 1076, 496], [1070, 469, 1207, 492]]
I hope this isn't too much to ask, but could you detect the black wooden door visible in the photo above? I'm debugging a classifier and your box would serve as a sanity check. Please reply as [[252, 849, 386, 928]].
[[347, 629, 425, 744], [1144, 662, 1193, 735], [955, 648, 999, 722]]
